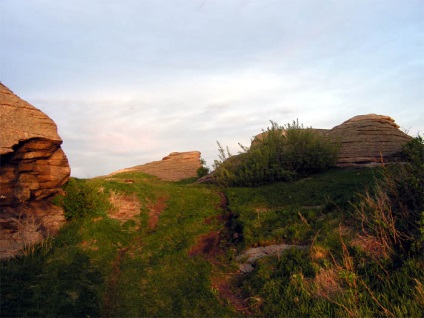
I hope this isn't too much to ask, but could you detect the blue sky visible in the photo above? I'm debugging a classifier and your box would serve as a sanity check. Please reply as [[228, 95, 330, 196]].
[[1, 0, 423, 177]]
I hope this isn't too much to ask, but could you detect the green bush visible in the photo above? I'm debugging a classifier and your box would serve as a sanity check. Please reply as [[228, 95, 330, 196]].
[[196, 158, 210, 178], [54, 178, 110, 220], [213, 120, 340, 186]]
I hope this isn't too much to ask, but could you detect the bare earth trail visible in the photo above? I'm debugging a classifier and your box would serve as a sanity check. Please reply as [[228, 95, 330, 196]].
[[189, 191, 254, 316], [147, 195, 168, 229]]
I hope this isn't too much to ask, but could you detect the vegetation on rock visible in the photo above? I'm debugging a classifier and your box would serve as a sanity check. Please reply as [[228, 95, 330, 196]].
[[213, 120, 340, 186]]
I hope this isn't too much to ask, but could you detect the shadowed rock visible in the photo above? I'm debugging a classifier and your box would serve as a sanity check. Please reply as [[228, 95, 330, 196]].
[[0, 83, 70, 258]]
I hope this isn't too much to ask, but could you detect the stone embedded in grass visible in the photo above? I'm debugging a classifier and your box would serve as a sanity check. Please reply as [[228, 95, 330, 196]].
[[236, 243, 308, 273]]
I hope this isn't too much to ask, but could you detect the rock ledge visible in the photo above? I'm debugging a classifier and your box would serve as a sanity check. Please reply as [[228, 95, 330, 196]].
[[111, 151, 202, 181]]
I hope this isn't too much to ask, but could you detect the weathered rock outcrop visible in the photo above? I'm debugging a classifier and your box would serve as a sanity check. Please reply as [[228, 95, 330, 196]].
[[328, 114, 412, 167], [0, 83, 70, 258], [251, 114, 411, 168], [111, 151, 202, 181]]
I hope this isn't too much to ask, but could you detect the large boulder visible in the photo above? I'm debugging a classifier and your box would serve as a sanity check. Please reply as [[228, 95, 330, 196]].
[[0, 83, 70, 258], [111, 151, 202, 181], [328, 114, 412, 167]]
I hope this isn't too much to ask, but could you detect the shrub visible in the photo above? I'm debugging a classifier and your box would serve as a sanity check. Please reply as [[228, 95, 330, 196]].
[[213, 120, 339, 186], [54, 178, 110, 220]]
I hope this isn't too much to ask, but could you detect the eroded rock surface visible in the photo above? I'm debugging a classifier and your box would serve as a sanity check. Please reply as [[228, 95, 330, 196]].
[[0, 83, 70, 258], [111, 151, 202, 181], [327, 114, 412, 167]]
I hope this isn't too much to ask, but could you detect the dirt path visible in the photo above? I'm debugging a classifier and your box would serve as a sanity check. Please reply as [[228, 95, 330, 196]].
[[109, 190, 168, 231], [109, 191, 141, 223], [147, 195, 168, 229], [190, 191, 253, 316], [102, 247, 129, 316]]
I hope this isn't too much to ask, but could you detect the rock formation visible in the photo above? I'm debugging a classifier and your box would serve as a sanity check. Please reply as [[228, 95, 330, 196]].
[[111, 151, 202, 181], [327, 114, 412, 167], [251, 114, 411, 168], [0, 83, 70, 258]]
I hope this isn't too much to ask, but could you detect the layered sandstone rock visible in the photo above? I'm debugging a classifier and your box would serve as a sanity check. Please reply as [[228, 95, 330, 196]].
[[328, 114, 412, 167], [0, 83, 70, 258], [250, 114, 411, 168], [111, 151, 202, 181]]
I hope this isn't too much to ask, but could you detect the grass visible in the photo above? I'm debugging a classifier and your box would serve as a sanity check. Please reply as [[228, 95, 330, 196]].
[[226, 167, 377, 248], [1, 167, 423, 317], [1, 172, 237, 317], [226, 165, 423, 317]]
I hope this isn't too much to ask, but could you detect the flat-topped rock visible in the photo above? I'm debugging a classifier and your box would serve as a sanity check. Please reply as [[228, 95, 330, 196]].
[[111, 151, 202, 181]]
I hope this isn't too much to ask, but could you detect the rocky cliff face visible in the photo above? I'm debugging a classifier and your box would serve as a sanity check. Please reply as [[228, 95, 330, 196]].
[[111, 151, 202, 181], [328, 114, 412, 167], [0, 83, 70, 258]]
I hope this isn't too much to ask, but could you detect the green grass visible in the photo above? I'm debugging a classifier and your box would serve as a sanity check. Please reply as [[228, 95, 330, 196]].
[[226, 166, 423, 317], [1, 172, 237, 318], [1, 167, 422, 317], [226, 167, 377, 248]]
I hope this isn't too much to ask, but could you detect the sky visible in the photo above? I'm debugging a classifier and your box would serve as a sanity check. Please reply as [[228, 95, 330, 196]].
[[1, 0, 423, 178]]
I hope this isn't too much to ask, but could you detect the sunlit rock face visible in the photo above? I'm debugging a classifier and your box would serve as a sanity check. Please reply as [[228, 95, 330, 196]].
[[0, 83, 70, 258], [328, 114, 412, 167], [111, 151, 202, 181]]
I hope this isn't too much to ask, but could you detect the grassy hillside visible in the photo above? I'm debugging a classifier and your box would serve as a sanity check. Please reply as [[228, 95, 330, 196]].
[[1, 173, 237, 317], [1, 164, 423, 317]]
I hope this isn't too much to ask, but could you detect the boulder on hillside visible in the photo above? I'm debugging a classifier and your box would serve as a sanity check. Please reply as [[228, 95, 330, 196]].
[[328, 114, 412, 167], [111, 151, 202, 181], [0, 83, 70, 258]]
